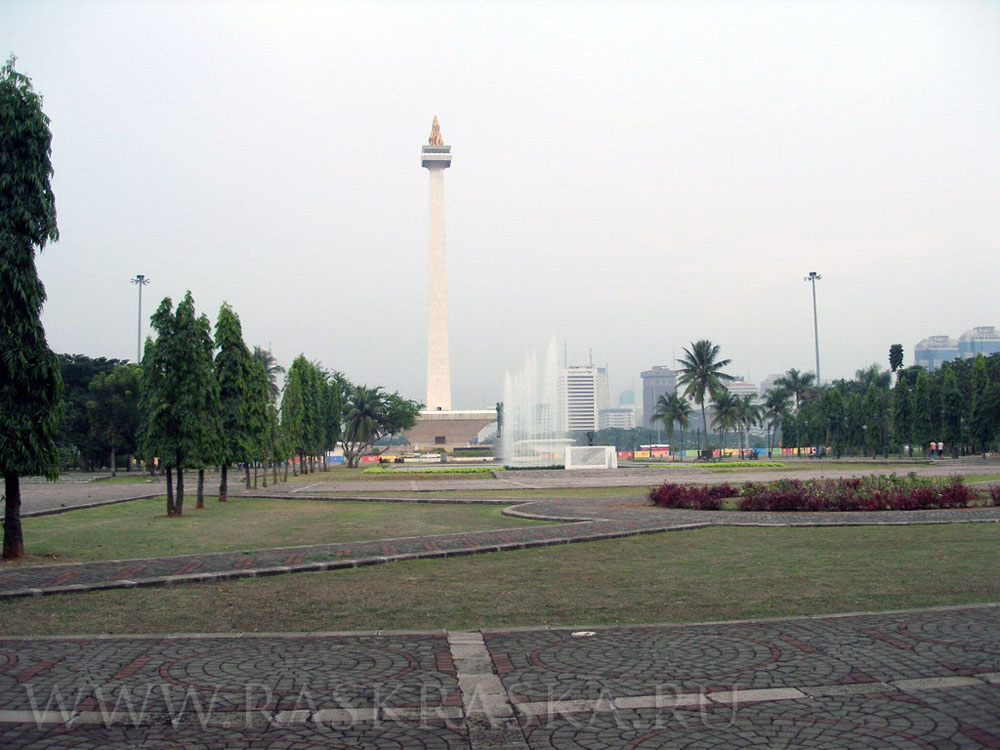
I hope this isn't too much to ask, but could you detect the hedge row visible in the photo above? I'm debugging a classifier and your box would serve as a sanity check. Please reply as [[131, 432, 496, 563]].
[[649, 475, 993, 512]]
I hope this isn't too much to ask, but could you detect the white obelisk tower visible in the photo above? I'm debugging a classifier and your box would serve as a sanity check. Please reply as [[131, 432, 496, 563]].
[[422, 116, 452, 411]]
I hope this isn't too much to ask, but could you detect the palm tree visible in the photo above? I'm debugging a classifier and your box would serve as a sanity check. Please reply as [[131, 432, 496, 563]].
[[775, 369, 816, 456], [252, 346, 285, 404], [341, 385, 386, 468], [651, 392, 692, 461], [736, 393, 762, 458], [676, 340, 735, 454], [710, 389, 740, 457], [855, 364, 891, 393], [762, 387, 792, 458]]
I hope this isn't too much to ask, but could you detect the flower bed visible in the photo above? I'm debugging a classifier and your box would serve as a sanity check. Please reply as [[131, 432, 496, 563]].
[[649, 474, 989, 512], [647, 483, 738, 511]]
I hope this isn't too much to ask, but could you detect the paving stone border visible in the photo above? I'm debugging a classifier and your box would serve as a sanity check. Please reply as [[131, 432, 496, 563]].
[[1, 606, 998, 748]]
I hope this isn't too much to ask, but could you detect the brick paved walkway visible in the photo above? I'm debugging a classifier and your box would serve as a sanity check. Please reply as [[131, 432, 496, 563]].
[[1, 605, 998, 748]]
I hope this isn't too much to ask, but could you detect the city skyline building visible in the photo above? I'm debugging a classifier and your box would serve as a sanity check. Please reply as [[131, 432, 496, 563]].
[[915, 335, 960, 371], [640, 366, 678, 428], [958, 326, 1000, 359], [599, 407, 635, 430], [560, 365, 609, 432], [914, 326, 1000, 371]]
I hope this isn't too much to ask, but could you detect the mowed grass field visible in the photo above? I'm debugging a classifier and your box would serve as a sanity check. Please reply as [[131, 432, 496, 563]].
[[6, 496, 550, 566], [2, 520, 998, 635]]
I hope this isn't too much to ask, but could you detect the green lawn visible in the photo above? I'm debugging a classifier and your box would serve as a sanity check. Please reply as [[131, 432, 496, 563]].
[[316, 486, 651, 499], [8, 496, 548, 566], [2, 523, 997, 635]]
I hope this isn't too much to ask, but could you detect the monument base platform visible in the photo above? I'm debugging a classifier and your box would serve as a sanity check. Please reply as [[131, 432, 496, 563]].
[[403, 409, 497, 451]]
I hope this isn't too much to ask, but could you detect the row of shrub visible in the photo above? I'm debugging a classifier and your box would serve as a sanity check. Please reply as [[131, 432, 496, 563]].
[[649, 474, 998, 512], [361, 466, 497, 475], [705, 461, 785, 469]]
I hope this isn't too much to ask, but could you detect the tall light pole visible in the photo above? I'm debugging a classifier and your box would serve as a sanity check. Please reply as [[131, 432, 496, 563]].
[[805, 272, 821, 385], [130, 275, 150, 363], [805, 271, 822, 458]]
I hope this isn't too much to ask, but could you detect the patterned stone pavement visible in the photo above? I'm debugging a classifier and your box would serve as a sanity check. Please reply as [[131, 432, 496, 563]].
[[1, 606, 998, 748]]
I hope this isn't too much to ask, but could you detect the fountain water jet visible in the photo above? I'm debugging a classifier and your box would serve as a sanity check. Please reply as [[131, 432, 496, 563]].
[[500, 338, 572, 468]]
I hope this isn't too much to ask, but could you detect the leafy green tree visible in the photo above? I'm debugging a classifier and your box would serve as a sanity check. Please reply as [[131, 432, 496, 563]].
[[140, 292, 219, 516], [280, 359, 306, 475], [214, 302, 260, 500], [86, 364, 141, 476], [302, 362, 326, 473], [940, 368, 963, 458], [862, 385, 884, 457], [379, 392, 421, 449], [822, 386, 846, 457], [889, 344, 904, 374], [56, 354, 126, 470], [260, 403, 281, 485], [891, 376, 913, 456], [969, 355, 991, 454], [244, 358, 269, 488], [319, 375, 343, 470], [0, 56, 62, 559], [676, 340, 734, 452], [912, 371, 933, 454]]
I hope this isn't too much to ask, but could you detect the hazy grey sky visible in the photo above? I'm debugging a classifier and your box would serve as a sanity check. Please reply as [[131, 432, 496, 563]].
[[4, 0, 998, 408]]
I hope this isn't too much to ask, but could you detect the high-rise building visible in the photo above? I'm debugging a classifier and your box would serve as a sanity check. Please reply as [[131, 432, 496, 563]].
[[599, 408, 635, 430], [915, 336, 959, 371], [958, 326, 1000, 359], [727, 378, 760, 399], [640, 366, 677, 428], [559, 366, 609, 432]]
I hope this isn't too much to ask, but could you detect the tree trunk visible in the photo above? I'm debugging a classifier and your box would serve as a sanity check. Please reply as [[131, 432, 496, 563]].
[[273, 462, 278, 484], [283, 459, 288, 481], [2, 473, 24, 559], [219, 463, 228, 502], [292, 456, 298, 476], [111, 445, 118, 477], [197, 468, 205, 509], [253, 464, 258, 489], [244, 464, 251, 489], [166, 467, 174, 515], [262, 462, 268, 488], [175, 466, 185, 516]]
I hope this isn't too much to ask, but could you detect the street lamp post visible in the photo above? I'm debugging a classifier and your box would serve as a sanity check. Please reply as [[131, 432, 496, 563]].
[[804, 271, 822, 458], [130, 275, 150, 363], [804, 272, 821, 385]]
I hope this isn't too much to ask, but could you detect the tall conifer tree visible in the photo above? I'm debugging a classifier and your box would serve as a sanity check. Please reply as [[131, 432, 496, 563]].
[[0, 57, 62, 559]]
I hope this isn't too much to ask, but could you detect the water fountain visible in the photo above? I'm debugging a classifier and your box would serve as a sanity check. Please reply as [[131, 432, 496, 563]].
[[500, 338, 573, 468]]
